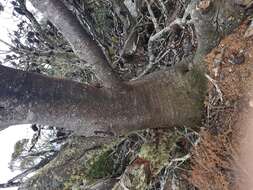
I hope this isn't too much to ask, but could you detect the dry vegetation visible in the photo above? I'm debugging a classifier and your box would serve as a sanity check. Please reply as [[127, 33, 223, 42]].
[[188, 21, 253, 190]]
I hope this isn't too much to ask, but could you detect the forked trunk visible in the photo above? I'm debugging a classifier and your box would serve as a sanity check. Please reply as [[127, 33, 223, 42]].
[[0, 65, 204, 136]]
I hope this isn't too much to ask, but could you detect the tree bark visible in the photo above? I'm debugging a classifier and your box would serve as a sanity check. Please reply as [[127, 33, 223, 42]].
[[0, 64, 203, 136], [30, 0, 121, 88]]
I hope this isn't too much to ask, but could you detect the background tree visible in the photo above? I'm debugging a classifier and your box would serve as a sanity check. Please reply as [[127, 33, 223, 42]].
[[9, 125, 70, 172], [0, 0, 95, 83]]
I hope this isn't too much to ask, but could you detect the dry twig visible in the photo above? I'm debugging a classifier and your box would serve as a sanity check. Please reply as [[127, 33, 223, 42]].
[[205, 74, 223, 102]]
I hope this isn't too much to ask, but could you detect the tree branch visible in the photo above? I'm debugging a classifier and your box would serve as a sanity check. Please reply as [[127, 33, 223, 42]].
[[145, 0, 160, 33], [30, 0, 121, 88], [0, 182, 21, 188], [8, 152, 58, 183]]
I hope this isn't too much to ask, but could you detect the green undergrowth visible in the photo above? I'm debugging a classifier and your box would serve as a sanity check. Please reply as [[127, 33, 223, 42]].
[[63, 129, 197, 189], [86, 149, 114, 179]]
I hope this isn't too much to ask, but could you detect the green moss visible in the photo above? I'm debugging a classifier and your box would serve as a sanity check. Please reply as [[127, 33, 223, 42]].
[[86, 149, 114, 179], [138, 131, 180, 174], [63, 175, 81, 190]]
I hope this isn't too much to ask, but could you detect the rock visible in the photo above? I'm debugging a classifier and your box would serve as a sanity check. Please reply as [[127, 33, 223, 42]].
[[112, 158, 151, 190]]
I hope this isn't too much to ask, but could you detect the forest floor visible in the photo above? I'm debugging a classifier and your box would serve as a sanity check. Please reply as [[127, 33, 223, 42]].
[[20, 19, 253, 190], [110, 21, 253, 190], [188, 20, 253, 190]]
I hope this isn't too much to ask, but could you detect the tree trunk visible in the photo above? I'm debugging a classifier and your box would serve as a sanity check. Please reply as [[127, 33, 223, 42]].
[[0, 0, 244, 136], [30, 0, 121, 88], [0, 64, 203, 136]]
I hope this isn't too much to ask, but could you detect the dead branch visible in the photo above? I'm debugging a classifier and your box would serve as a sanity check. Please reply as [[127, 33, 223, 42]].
[[205, 74, 223, 102], [157, 0, 169, 22], [133, 18, 184, 79], [145, 0, 160, 32], [7, 152, 58, 183], [0, 182, 21, 188]]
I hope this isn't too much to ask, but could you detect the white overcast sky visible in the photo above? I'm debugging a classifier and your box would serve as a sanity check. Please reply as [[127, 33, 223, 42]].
[[0, 1, 35, 189], [0, 0, 17, 51], [0, 125, 33, 190]]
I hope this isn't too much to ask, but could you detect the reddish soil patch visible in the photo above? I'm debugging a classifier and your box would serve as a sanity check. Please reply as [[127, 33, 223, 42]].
[[189, 21, 253, 190]]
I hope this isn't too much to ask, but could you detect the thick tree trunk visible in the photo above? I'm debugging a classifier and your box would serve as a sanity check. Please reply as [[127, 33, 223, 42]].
[[0, 0, 244, 137], [0, 64, 203, 136]]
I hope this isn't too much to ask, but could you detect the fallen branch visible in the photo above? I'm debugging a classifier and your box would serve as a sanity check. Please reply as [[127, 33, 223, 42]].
[[205, 74, 223, 102]]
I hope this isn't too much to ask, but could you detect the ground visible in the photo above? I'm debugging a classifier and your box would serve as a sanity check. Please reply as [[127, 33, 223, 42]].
[[18, 17, 253, 190], [81, 21, 253, 189], [189, 20, 253, 190]]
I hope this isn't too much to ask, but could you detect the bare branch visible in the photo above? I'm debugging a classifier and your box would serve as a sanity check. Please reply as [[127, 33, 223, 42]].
[[0, 182, 21, 188], [8, 152, 58, 183], [21, 150, 57, 159], [133, 19, 183, 79], [157, 0, 169, 22], [145, 0, 160, 33], [28, 126, 42, 152], [0, 39, 16, 49], [205, 74, 223, 102]]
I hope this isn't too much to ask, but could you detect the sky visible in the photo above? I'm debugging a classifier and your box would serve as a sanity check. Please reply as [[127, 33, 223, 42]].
[[0, 0, 18, 52], [0, 125, 34, 190], [0, 1, 34, 189]]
